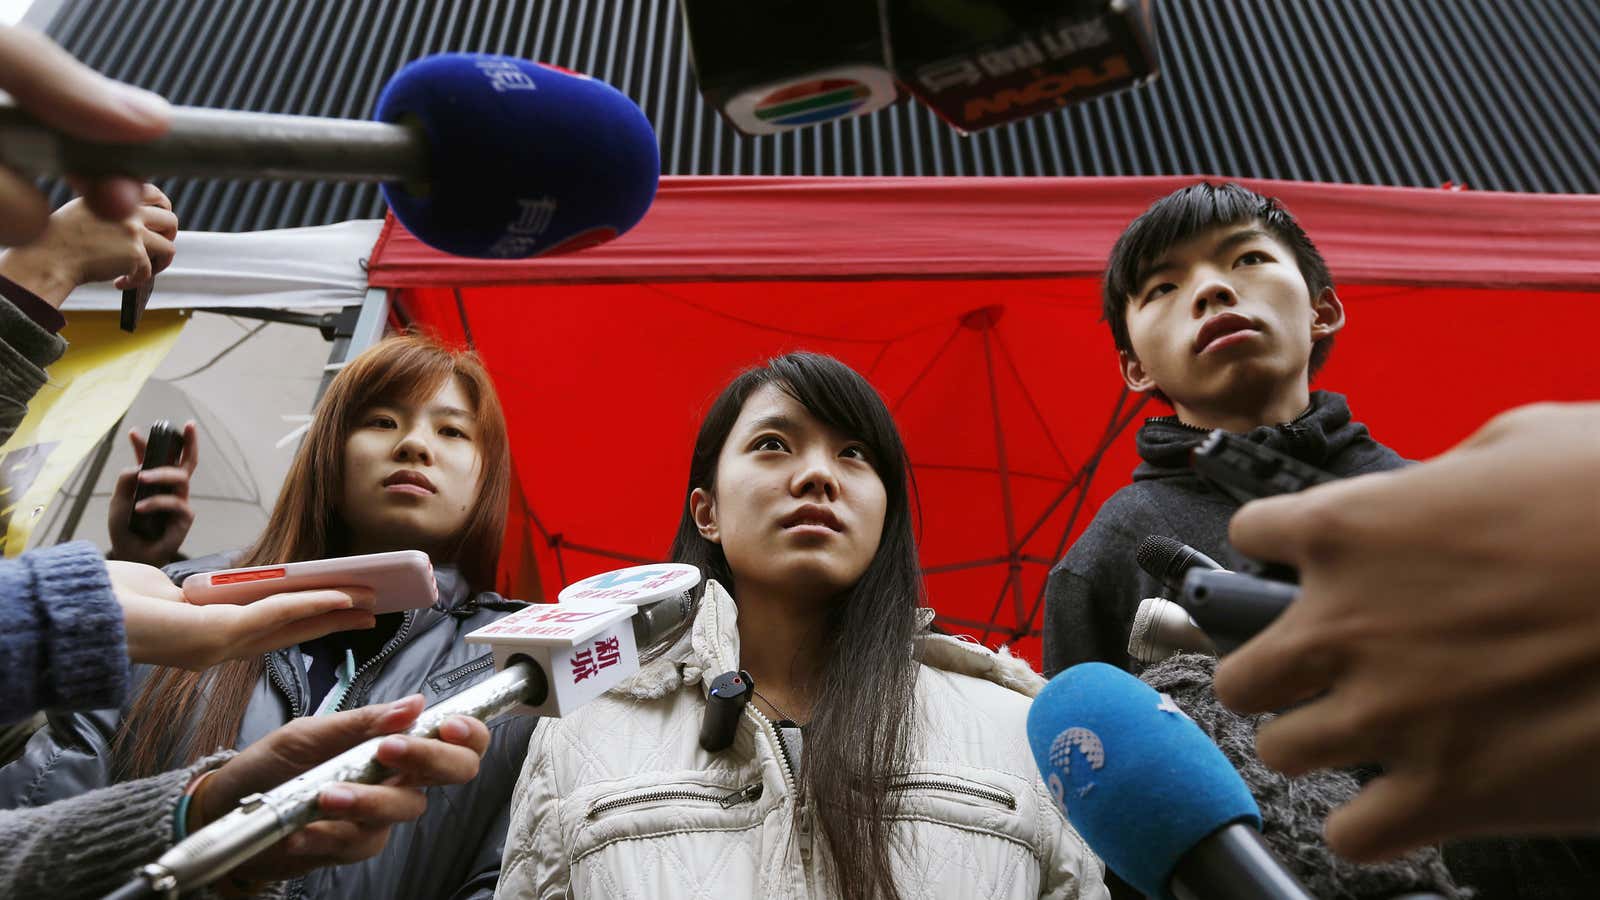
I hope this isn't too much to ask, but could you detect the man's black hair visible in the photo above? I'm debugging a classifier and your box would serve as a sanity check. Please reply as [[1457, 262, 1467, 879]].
[[1102, 182, 1337, 377]]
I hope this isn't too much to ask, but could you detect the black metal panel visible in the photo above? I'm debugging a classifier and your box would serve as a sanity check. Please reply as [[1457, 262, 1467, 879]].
[[41, 0, 1600, 232]]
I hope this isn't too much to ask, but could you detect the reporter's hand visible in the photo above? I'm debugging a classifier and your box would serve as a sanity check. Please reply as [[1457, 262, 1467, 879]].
[[108, 560, 378, 669], [189, 695, 491, 880], [108, 420, 198, 566], [0, 26, 170, 244], [1213, 402, 1600, 862], [0, 184, 178, 307]]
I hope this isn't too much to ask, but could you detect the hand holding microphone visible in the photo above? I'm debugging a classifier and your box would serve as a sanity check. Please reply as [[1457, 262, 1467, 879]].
[[1027, 662, 1461, 899], [176, 696, 487, 888], [118, 564, 696, 897], [0, 52, 659, 262], [1215, 402, 1600, 861], [0, 49, 660, 328], [0, 26, 171, 244]]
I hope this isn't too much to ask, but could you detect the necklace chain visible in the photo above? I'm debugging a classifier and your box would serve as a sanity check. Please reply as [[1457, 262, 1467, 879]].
[[752, 686, 797, 724]]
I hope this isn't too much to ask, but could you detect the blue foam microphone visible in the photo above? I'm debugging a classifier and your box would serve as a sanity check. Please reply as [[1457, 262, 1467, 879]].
[[374, 55, 659, 258], [1027, 662, 1314, 900], [0, 54, 660, 262]]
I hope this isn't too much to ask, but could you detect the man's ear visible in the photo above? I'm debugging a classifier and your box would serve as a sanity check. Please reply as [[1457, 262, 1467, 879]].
[[1120, 350, 1159, 394], [1311, 287, 1346, 341], [689, 487, 720, 544]]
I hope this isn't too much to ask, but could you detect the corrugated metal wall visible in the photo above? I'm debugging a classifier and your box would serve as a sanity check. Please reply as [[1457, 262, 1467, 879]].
[[43, 0, 1600, 232]]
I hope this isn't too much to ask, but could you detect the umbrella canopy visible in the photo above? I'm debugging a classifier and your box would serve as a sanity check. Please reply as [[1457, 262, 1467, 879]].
[[373, 176, 1600, 664]]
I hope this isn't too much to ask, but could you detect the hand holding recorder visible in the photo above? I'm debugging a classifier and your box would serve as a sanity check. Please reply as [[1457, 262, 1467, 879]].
[[107, 419, 196, 568], [108, 560, 378, 671]]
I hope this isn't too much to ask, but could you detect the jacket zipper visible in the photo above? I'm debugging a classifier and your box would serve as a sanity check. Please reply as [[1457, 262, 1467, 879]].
[[264, 610, 420, 717], [587, 782, 762, 818], [334, 611, 417, 712], [748, 702, 809, 863], [889, 776, 1016, 810], [265, 653, 304, 718], [438, 654, 493, 687], [702, 589, 811, 868]]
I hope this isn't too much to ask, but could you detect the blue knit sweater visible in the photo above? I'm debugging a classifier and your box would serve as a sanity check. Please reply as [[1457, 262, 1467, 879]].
[[0, 540, 126, 725]]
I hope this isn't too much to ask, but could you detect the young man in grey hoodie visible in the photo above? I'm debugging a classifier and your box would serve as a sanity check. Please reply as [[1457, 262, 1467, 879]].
[[1042, 181, 1398, 678], [1043, 180, 1598, 900]]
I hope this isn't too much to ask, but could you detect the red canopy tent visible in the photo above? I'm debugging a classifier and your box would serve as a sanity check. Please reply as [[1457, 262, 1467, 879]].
[[369, 176, 1600, 665]]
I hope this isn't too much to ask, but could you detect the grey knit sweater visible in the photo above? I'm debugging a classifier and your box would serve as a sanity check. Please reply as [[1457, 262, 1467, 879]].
[[1, 751, 230, 898], [0, 288, 66, 445]]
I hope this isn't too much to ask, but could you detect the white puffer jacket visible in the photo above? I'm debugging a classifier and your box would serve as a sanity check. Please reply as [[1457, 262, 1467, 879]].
[[496, 582, 1108, 900]]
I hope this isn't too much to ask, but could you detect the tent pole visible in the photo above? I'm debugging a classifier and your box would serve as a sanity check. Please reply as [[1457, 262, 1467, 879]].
[[315, 287, 391, 405], [976, 322, 1027, 643], [53, 414, 125, 544]]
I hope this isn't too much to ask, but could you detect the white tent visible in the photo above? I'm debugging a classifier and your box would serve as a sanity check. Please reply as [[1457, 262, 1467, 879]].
[[42, 220, 384, 559]]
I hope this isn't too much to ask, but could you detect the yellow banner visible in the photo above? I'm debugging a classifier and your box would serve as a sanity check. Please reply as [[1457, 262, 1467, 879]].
[[1, 310, 187, 555]]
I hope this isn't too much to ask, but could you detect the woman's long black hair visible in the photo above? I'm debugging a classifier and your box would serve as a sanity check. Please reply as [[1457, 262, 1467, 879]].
[[667, 352, 923, 900]]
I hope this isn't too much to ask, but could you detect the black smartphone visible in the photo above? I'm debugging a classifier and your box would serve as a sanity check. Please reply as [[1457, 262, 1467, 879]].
[[129, 420, 183, 541]]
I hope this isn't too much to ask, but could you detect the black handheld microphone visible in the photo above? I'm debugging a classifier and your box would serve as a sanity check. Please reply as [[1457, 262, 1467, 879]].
[[1136, 534, 1224, 595], [1180, 570, 1298, 651]]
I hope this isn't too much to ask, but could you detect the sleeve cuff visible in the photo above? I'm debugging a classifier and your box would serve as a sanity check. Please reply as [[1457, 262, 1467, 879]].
[[0, 275, 65, 333], [24, 541, 127, 711]]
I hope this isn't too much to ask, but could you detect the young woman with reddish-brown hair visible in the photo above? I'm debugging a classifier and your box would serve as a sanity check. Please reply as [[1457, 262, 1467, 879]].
[[0, 333, 533, 900]]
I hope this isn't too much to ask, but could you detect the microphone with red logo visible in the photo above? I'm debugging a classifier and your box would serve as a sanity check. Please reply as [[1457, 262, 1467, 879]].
[[111, 564, 697, 900], [887, 0, 1160, 133]]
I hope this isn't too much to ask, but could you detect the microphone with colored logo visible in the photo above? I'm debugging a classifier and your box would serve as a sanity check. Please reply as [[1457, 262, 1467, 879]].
[[113, 564, 696, 900], [679, 1, 1158, 136], [887, 0, 1160, 133], [0, 53, 660, 266], [679, 0, 901, 136], [1026, 662, 1315, 900]]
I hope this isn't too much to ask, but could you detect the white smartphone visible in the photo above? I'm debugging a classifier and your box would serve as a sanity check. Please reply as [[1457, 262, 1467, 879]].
[[181, 550, 438, 614]]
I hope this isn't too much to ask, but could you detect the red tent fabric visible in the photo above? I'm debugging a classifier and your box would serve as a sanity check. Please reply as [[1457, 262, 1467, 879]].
[[370, 176, 1600, 665]]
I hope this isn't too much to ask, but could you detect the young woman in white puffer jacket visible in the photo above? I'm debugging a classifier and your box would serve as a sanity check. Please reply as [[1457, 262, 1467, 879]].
[[497, 352, 1109, 900]]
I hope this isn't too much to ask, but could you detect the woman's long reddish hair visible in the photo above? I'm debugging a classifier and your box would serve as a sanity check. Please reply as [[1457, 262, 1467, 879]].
[[113, 334, 510, 779]]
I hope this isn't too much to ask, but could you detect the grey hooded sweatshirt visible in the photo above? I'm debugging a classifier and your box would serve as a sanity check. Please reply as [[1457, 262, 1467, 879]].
[[1041, 390, 1404, 677]]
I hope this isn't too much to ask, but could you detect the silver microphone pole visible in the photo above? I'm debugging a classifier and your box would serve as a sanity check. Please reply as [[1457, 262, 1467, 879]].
[[128, 659, 544, 899], [0, 100, 428, 183]]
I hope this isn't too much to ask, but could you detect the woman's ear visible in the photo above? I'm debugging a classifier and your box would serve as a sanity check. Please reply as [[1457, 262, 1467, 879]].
[[1311, 287, 1346, 341], [690, 487, 719, 544]]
